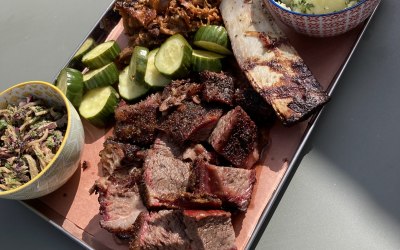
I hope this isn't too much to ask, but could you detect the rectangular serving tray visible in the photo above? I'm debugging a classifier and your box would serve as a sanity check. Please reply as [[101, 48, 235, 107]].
[[22, 1, 381, 249]]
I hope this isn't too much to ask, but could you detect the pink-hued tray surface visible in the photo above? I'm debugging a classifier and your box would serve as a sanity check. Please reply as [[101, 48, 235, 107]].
[[24, 8, 367, 250]]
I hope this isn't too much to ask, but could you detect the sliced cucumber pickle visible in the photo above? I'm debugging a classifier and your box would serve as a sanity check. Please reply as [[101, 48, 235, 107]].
[[155, 34, 192, 78], [129, 46, 149, 85], [82, 40, 121, 69], [194, 25, 232, 55], [144, 48, 171, 88], [56, 68, 84, 108], [72, 38, 96, 63], [192, 50, 223, 72], [83, 62, 119, 90], [79, 86, 119, 127], [119, 66, 149, 101]]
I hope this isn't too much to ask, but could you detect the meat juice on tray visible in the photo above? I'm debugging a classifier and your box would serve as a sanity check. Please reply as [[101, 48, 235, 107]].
[[54, 0, 330, 249]]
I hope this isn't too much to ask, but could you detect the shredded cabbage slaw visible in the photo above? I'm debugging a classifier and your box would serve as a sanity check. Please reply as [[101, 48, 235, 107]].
[[0, 96, 66, 191]]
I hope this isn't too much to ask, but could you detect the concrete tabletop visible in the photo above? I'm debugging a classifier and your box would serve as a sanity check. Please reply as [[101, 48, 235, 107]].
[[1, 1, 399, 249]]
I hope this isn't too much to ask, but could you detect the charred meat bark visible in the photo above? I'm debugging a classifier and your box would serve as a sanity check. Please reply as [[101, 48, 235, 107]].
[[159, 79, 203, 112], [159, 102, 223, 144], [234, 86, 275, 125], [220, 0, 329, 125], [200, 71, 235, 107], [195, 160, 256, 211], [161, 101, 223, 143], [130, 210, 190, 250], [114, 93, 161, 145], [99, 138, 144, 176], [209, 106, 259, 168], [183, 210, 237, 250]]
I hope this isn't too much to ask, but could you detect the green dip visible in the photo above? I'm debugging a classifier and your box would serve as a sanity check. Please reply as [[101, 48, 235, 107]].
[[276, 0, 360, 14]]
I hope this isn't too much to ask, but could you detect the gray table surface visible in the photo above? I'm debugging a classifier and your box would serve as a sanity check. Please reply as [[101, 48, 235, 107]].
[[1, 1, 399, 250]]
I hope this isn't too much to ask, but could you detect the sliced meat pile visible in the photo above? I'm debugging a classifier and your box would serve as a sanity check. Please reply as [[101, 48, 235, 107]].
[[92, 70, 272, 249], [131, 210, 236, 250]]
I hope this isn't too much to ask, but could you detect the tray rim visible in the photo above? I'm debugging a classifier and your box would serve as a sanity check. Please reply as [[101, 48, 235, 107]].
[[20, 2, 381, 250]]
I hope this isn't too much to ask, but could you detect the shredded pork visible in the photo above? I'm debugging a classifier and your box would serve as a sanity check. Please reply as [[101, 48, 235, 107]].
[[114, 0, 223, 48]]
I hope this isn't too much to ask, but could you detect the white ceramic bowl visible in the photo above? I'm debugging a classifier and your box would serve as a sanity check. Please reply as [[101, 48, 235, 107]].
[[266, 0, 381, 37], [0, 81, 84, 199]]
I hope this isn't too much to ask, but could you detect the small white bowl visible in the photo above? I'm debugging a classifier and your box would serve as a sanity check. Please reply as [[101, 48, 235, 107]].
[[0, 81, 84, 199], [266, 0, 381, 37]]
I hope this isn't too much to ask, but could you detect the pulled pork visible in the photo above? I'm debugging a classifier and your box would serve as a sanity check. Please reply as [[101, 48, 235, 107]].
[[114, 0, 222, 48]]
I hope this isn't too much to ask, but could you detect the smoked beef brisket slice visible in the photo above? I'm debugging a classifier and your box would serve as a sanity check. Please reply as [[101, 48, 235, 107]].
[[182, 143, 218, 164], [130, 210, 191, 250], [208, 106, 259, 168], [200, 71, 235, 107], [99, 138, 144, 176], [92, 171, 147, 236], [141, 148, 191, 208], [154, 135, 220, 165], [93, 137, 146, 236], [142, 144, 222, 209], [152, 134, 185, 158], [130, 209, 236, 250], [183, 210, 237, 250], [159, 101, 223, 143], [195, 160, 256, 211], [114, 93, 161, 146]]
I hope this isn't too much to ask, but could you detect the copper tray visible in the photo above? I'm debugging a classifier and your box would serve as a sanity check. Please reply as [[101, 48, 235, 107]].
[[22, 2, 381, 249]]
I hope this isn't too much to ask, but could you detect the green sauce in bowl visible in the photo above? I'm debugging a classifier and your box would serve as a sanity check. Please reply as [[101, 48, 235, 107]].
[[276, 0, 360, 14]]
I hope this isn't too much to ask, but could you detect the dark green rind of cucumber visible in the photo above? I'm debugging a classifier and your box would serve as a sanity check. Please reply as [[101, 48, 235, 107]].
[[82, 40, 121, 69], [70, 38, 96, 68], [79, 86, 119, 127], [155, 34, 193, 79], [194, 25, 232, 55], [144, 48, 171, 88], [83, 62, 119, 90], [191, 50, 223, 72], [56, 68, 84, 108], [129, 46, 149, 85], [119, 66, 149, 101]]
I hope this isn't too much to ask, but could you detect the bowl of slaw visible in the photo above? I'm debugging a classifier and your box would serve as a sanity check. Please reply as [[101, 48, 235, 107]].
[[0, 81, 84, 199]]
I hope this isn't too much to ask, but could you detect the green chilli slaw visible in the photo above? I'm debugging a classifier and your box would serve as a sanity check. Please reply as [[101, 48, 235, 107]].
[[0, 96, 66, 191], [275, 0, 360, 14]]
